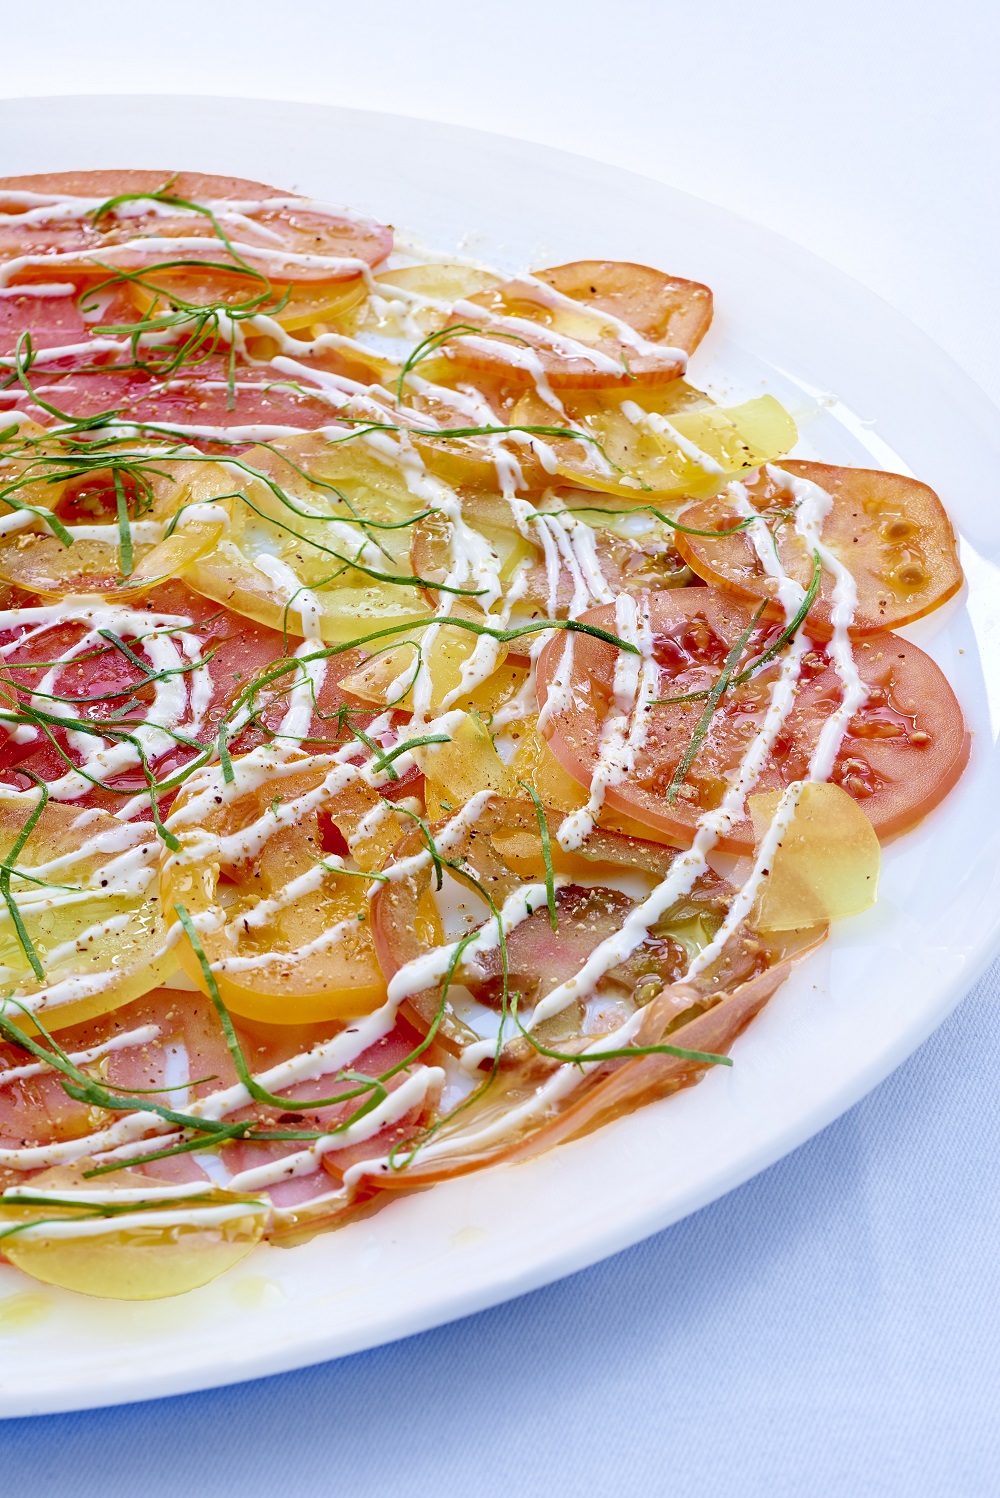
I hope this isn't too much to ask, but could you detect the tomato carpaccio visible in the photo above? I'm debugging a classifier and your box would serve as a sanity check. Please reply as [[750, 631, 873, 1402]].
[[673, 460, 963, 637], [369, 794, 770, 1052], [0, 170, 396, 445], [0, 352, 360, 445], [0, 579, 429, 816], [444, 260, 713, 389], [538, 587, 970, 852], [0, 286, 88, 356]]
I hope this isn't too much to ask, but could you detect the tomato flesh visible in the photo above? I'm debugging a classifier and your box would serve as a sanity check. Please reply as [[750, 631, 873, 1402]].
[[370, 795, 753, 1055], [0, 581, 283, 813], [674, 460, 963, 636], [538, 588, 969, 852], [0, 171, 392, 282], [443, 260, 712, 389]]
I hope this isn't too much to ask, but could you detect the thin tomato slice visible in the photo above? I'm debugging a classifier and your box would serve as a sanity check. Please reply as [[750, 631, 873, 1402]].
[[443, 260, 712, 389], [161, 760, 398, 1024], [537, 589, 969, 852], [674, 460, 963, 636], [0, 581, 282, 814], [0, 793, 174, 1032], [0, 171, 392, 283], [124, 267, 368, 333], [409, 489, 691, 618], [0, 286, 86, 355], [0, 357, 352, 447], [363, 953, 809, 1193]]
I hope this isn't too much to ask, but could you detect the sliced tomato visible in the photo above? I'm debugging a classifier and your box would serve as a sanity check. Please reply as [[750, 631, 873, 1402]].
[[538, 589, 970, 852], [0, 355, 354, 447], [161, 759, 400, 1024], [402, 379, 552, 492], [370, 794, 760, 1055], [365, 953, 806, 1193], [0, 979, 431, 1225], [124, 266, 369, 334], [673, 460, 963, 636], [442, 260, 712, 389], [0, 581, 283, 813], [0, 171, 392, 283], [0, 793, 175, 1032], [0, 983, 235, 1176]]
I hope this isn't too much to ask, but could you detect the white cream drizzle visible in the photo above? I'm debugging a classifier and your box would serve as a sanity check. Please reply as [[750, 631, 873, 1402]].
[[0, 1022, 159, 1089]]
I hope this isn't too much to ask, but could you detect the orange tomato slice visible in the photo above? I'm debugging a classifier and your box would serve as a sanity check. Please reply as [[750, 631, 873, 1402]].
[[673, 460, 963, 636], [161, 761, 398, 1024], [442, 260, 712, 389]]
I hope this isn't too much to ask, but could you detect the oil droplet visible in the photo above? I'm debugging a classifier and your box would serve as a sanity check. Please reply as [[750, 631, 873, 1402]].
[[0, 1292, 51, 1333], [230, 1275, 287, 1310], [451, 1225, 487, 1250]]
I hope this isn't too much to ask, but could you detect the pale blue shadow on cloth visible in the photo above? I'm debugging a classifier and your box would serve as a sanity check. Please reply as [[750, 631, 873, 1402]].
[[4, 956, 1000, 1498]]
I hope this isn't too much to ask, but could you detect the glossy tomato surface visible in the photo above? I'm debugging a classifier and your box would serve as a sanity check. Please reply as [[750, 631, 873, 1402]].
[[674, 460, 963, 636], [538, 587, 970, 852]]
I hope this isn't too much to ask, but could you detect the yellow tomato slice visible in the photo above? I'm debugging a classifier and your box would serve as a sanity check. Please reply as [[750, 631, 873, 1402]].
[[415, 711, 516, 819], [162, 761, 396, 1024], [178, 433, 438, 642], [0, 1168, 266, 1300], [0, 793, 174, 1032], [509, 388, 798, 498], [748, 782, 881, 931], [408, 489, 536, 597], [125, 267, 368, 331], [403, 382, 552, 492], [0, 441, 228, 598], [336, 601, 510, 715], [340, 263, 503, 341]]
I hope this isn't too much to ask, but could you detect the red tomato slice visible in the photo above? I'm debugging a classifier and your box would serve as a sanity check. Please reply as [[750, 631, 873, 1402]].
[[537, 588, 969, 852], [444, 260, 712, 389], [0, 984, 237, 1192], [255, 643, 424, 799], [0, 978, 435, 1218], [0, 580, 284, 813], [674, 460, 963, 636], [0, 171, 392, 283], [0, 581, 427, 814]]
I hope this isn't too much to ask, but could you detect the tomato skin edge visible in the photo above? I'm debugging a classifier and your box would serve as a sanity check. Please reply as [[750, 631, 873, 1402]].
[[536, 592, 972, 855]]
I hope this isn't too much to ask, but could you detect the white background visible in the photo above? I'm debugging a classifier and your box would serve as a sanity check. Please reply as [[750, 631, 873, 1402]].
[[4, 3, 1000, 1491], [5, 0, 998, 404]]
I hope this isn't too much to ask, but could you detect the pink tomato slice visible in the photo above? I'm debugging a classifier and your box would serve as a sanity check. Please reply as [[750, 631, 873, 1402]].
[[0, 171, 392, 283]]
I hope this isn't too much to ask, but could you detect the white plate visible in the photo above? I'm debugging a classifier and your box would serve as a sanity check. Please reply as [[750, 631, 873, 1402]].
[[1, 94, 998, 1419]]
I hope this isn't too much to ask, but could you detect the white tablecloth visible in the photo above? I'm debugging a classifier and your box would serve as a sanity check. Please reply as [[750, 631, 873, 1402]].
[[3, 2, 999, 1490]]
